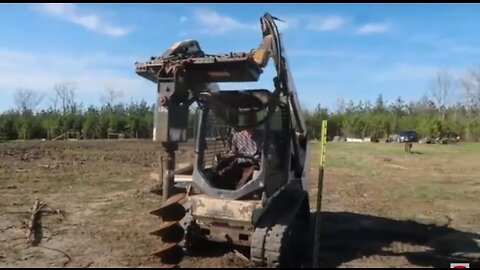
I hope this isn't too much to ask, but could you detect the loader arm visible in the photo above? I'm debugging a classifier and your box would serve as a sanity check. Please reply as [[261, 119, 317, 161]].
[[254, 14, 307, 135]]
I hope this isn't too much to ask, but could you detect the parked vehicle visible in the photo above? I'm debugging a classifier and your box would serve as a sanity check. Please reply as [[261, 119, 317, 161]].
[[399, 131, 418, 143]]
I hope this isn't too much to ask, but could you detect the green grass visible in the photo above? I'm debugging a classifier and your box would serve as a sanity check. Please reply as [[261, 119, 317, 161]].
[[326, 141, 480, 154], [315, 141, 480, 231], [413, 184, 461, 200]]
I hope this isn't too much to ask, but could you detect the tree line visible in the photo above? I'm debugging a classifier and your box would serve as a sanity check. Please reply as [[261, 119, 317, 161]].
[[2, 67, 480, 142], [0, 83, 156, 141], [303, 94, 480, 141], [304, 68, 480, 141]]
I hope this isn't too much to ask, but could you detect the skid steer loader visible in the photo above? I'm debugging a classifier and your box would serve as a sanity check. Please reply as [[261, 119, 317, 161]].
[[135, 13, 314, 268]]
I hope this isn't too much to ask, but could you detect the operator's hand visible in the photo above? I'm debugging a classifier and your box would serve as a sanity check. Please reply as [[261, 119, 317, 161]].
[[217, 151, 236, 163], [226, 150, 237, 158]]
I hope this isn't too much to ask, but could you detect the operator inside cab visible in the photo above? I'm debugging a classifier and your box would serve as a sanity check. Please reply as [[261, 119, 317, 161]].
[[230, 127, 260, 164], [215, 113, 262, 190]]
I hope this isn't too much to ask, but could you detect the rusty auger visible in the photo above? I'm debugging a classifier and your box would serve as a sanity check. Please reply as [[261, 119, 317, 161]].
[[150, 192, 188, 268]]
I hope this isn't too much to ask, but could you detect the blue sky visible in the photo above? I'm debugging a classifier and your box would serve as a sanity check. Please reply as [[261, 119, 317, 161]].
[[1, 3, 480, 111]]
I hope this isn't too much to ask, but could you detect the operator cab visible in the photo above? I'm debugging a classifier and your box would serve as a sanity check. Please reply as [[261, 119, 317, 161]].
[[200, 114, 263, 190], [193, 89, 289, 196]]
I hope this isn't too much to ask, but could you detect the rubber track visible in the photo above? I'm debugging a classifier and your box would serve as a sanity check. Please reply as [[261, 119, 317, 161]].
[[264, 224, 291, 268], [251, 227, 269, 266]]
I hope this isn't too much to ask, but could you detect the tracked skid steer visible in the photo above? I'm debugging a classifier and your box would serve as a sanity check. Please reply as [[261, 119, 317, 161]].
[[135, 13, 314, 268]]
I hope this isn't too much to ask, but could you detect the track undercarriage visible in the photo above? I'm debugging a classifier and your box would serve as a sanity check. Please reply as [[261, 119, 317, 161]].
[[149, 181, 311, 268]]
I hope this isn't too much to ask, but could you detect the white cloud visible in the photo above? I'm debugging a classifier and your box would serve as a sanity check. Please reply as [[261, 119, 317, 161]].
[[287, 49, 378, 60], [276, 19, 298, 32], [356, 22, 391, 35], [187, 11, 348, 35], [178, 31, 188, 38], [366, 63, 462, 85], [180, 16, 188, 23], [192, 8, 256, 35], [410, 35, 480, 56], [307, 16, 347, 31], [274, 14, 347, 32], [372, 63, 437, 82], [33, 3, 131, 37], [0, 49, 154, 110], [271, 15, 300, 32], [450, 46, 480, 55]]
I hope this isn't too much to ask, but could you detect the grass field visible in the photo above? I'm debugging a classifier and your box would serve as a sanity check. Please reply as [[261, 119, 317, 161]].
[[320, 142, 480, 231], [311, 142, 480, 268], [0, 140, 478, 268]]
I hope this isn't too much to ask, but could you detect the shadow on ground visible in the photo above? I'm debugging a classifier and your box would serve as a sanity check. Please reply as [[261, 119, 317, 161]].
[[307, 211, 480, 268], [179, 211, 479, 268], [186, 240, 236, 257]]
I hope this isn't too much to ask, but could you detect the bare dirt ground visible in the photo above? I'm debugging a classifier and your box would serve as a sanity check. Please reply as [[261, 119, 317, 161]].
[[0, 140, 479, 268]]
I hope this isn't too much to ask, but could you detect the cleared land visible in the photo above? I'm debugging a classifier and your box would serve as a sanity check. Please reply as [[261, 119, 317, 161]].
[[0, 140, 479, 268]]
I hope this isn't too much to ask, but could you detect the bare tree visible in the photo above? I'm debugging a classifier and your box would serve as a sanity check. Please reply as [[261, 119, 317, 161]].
[[49, 94, 59, 113], [101, 85, 123, 108], [460, 66, 480, 109], [54, 82, 76, 114], [429, 68, 453, 120], [14, 88, 43, 114], [13, 89, 43, 140], [336, 98, 346, 114]]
